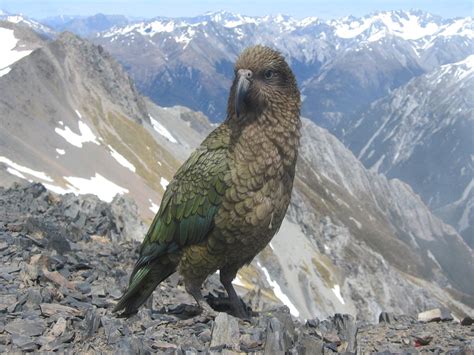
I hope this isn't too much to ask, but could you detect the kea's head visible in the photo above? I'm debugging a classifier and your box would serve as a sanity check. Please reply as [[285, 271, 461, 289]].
[[228, 45, 300, 121]]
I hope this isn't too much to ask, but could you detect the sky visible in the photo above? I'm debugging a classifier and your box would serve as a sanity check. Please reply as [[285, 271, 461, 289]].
[[0, 0, 472, 20]]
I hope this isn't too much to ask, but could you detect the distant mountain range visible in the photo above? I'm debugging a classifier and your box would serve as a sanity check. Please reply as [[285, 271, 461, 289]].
[[88, 10, 472, 121], [91, 10, 474, 247], [42, 13, 130, 37], [0, 20, 472, 321]]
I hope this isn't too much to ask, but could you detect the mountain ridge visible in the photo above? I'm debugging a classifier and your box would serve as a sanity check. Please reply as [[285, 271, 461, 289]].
[[343, 55, 473, 247]]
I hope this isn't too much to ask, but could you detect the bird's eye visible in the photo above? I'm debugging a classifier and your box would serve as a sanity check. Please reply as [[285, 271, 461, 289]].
[[264, 70, 274, 79]]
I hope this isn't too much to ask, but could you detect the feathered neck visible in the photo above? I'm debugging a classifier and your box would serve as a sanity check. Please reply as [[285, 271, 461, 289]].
[[227, 102, 301, 165]]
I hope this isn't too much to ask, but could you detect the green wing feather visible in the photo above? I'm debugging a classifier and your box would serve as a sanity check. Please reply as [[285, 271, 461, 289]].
[[113, 127, 230, 315]]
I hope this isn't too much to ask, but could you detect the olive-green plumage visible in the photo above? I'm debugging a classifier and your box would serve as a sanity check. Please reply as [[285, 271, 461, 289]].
[[113, 45, 301, 318]]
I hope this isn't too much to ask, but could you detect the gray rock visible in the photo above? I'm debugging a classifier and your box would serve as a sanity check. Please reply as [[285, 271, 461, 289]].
[[0, 294, 17, 312], [210, 312, 240, 351], [5, 318, 46, 337], [40, 303, 82, 317], [76, 282, 92, 294], [11, 334, 37, 351], [25, 288, 43, 309], [101, 316, 122, 345], [198, 328, 212, 343], [50, 317, 67, 337], [272, 307, 296, 341], [333, 313, 357, 352], [306, 318, 320, 328], [91, 284, 107, 297], [240, 333, 260, 350], [40, 331, 75, 351], [0, 334, 9, 346], [83, 307, 101, 338], [110, 195, 147, 242], [264, 317, 288, 354], [299, 335, 324, 354], [107, 286, 122, 299], [24, 217, 71, 253], [0, 182, 472, 353], [379, 312, 397, 324]]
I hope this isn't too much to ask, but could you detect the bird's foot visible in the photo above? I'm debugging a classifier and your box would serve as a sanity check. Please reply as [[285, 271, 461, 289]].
[[199, 301, 218, 319], [230, 299, 254, 321], [206, 293, 254, 320]]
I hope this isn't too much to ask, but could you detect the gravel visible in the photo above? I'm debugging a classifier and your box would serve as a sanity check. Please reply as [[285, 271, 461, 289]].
[[0, 182, 472, 353]]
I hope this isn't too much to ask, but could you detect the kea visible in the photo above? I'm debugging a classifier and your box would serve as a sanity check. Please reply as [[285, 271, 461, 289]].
[[113, 45, 301, 319]]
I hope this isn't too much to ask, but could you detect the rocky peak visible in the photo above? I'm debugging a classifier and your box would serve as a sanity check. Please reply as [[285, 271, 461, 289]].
[[50, 31, 149, 124]]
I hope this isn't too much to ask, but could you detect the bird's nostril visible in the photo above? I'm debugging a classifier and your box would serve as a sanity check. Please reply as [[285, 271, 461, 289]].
[[238, 69, 253, 80]]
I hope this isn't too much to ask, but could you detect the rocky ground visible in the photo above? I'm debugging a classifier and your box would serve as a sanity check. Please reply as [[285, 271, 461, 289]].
[[0, 182, 472, 353]]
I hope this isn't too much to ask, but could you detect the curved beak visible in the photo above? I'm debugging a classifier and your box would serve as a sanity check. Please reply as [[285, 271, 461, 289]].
[[235, 69, 252, 118]]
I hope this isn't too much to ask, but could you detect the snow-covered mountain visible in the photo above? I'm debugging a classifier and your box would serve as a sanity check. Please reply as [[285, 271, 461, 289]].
[[0, 10, 55, 37], [90, 10, 473, 121], [0, 22, 43, 77], [0, 22, 472, 321], [343, 56, 474, 247], [43, 13, 130, 37]]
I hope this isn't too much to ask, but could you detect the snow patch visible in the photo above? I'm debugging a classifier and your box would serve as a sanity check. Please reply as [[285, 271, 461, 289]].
[[149, 115, 178, 143], [104, 20, 178, 38], [359, 111, 393, 159], [456, 178, 474, 231], [232, 275, 245, 287], [334, 18, 372, 38], [0, 28, 32, 75], [64, 173, 128, 202], [349, 217, 362, 229], [0, 156, 53, 182], [331, 284, 345, 304], [257, 261, 300, 317], [56, 149, 65, 155], [6, 167, 28, 180], [42, 183, 75, 195], [367, 30, 386, 42], [108, 145, 136, 172], [454, 54, 474, 80], [427, 250, 442, 269], [438, 18, 474, 38], [174, 27, 196, 49], [160, 177, 169, 190], [334, 11, 440, 40], [149, 199, 159, 214], [55, 120, 100, 148], [0, 66, 11, 77]]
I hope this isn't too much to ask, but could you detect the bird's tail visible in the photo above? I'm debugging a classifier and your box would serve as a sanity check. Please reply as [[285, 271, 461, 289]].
[[113, 261, 176, 316]]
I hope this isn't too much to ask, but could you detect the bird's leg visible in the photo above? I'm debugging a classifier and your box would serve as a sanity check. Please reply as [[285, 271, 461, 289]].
[[185, 280, 217, 318], [220, 269, 251, 319]]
